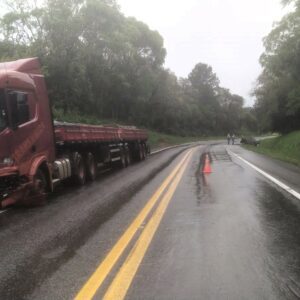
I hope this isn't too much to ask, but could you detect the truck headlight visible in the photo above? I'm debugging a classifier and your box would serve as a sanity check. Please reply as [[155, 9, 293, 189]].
[[1, 157, 14, 166]]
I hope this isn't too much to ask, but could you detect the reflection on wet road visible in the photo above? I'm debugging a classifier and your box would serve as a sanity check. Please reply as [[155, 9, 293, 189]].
[[0, 143, 299, 300], [126, 145, 300, 300]]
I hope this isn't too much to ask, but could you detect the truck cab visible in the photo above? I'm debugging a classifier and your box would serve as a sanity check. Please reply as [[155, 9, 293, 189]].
[[0, 58, 55, 207]]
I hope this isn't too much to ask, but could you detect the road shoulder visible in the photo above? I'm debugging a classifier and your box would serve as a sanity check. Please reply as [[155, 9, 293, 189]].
[[228, 145, 300, 195]]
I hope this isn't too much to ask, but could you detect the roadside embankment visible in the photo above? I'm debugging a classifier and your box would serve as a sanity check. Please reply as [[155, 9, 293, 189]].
[[148, 130, 223, 150], [244, 131, 300, 166], [148, 131, 199, 150]]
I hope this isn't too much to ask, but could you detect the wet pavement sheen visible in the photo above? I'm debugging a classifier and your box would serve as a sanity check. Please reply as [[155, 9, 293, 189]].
[[126, 145, 300, 300], [0, 143, 300, 299]]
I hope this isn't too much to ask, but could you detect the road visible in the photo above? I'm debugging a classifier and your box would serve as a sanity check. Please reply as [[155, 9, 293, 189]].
[[0, 141, 300, 300]]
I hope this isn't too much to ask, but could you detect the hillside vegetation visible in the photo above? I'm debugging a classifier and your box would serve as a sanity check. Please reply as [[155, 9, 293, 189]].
[[254, 0, 300, 133], [53, 109, 216, 149], [0, 0, 257, 137], [245, 131, 300, 166], [1, 0, 299, 137]]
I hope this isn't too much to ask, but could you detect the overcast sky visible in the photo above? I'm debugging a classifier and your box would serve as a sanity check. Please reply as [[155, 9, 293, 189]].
[[118, 0, 289, 106]]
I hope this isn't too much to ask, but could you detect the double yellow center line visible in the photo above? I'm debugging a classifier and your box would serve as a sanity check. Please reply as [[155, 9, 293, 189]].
[[75, 148, 195, 300]]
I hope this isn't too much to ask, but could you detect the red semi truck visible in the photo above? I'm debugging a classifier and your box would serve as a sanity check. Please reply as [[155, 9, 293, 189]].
[[0, 58, 149, 208]]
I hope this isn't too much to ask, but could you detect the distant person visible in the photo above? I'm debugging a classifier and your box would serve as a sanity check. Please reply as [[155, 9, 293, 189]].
[[231, 133, 235, 145], [227, 133, 231, 145]]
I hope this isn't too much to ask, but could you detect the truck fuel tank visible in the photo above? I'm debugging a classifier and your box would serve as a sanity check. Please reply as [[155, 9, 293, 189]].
[[53, 158, 72, 181]]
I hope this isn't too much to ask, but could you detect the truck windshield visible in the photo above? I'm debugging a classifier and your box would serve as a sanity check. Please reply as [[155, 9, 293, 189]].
[[0, 90, 8, 132]]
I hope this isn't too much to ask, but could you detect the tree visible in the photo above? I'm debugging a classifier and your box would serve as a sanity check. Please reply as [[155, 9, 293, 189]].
[[254, 0, 300, 133], [185, 63, 221, 134], [217, 88, 245, 133], [0, 0, 253, 136]]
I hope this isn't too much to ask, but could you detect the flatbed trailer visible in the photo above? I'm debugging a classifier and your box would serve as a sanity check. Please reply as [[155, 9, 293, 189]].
[[54, 122, 148, 144], [0, 58, 149, 208]]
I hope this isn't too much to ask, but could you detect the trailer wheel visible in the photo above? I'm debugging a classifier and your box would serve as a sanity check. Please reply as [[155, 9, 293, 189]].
[[125, 147, 131, 166], [119, 148, 126, 168], [142, 144, 146, 160], [138, 144, 143, 161], [71, 152, 86, 185], [85, 152, 97, 181], [138, 144, 145, 161], [146, 144, 150, 155]]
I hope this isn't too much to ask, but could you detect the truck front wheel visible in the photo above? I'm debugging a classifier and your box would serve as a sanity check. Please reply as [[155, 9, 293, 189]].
[[71, 152, 86, 185], [24, 168, 48, 206], [34, 169, 48, 195]]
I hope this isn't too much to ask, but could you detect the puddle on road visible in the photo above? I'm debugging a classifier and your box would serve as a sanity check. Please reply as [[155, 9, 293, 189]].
[[193, 147, 243, 206], [255, 182, 300, 299]]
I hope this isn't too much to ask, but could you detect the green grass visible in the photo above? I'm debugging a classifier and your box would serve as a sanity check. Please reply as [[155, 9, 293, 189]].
[[147, 130, 199, 150], [53, 107, 121, 126], [243, 131, 300, 166], [148, 130, 223, 149]]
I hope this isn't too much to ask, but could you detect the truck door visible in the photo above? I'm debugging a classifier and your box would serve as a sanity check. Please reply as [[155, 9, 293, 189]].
[[7, 90, 42, 175]]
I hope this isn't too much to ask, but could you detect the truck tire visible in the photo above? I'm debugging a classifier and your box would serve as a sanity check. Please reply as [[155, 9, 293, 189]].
[[118, 148, 126, 168], [71, 152, 86, 185], [138, 144, 143, 161], [146, 144, 150, 155], [141, 144, 146, 160], [85, 152, 97, 181], [125, 147, 131, 167], [34, 169, 48, 195], [24, 168, 48, 206]]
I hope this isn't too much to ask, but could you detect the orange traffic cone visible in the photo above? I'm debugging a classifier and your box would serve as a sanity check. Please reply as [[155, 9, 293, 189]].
[[203, 154, 212, 174]]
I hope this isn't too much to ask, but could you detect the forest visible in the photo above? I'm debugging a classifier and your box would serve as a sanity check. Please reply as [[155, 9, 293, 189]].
[[0, 0, 299, 136], [254, 0, 300, 133]]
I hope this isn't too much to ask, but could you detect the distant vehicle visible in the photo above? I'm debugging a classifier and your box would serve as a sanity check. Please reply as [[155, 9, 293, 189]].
[[0, 58, 149, 208], [240, 136, 260, 146]]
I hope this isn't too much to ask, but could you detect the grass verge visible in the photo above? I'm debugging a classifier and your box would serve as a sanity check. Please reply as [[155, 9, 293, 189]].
[[243, 131, 300, 166], [148, 130, 199, 150]]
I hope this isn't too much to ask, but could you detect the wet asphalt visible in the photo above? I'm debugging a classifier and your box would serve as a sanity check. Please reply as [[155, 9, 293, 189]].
[[0, 141, 300, 300]]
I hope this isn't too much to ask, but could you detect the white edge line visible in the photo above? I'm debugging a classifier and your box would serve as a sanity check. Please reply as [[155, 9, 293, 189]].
[[0, 209, 8, 215], [228, 150, 300, 201]]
